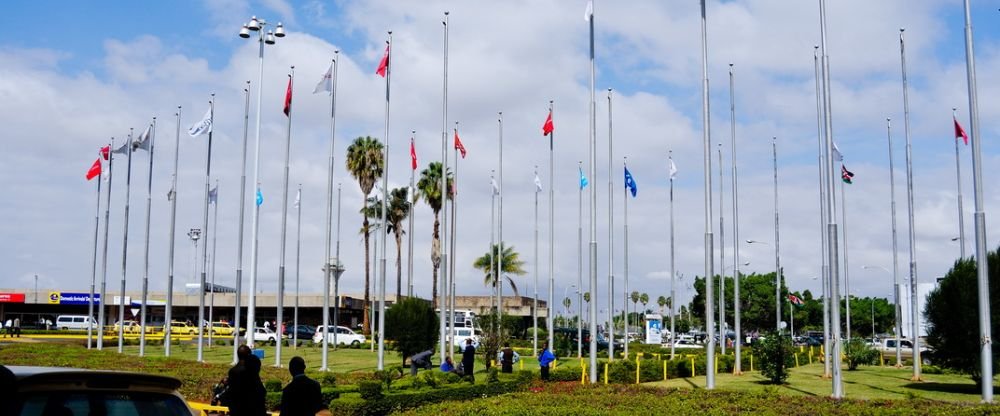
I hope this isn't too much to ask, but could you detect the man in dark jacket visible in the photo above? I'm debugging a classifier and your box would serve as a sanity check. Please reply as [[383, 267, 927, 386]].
[[409, 349, 434, 376], [461, 338, 476, 381], [224, 345, 267, 415], [279, 356, 325, 416]]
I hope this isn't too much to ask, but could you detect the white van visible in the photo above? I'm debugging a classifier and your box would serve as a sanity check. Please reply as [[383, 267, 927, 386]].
[[447, 327, 481, 348], [55, 315, 98, 330]]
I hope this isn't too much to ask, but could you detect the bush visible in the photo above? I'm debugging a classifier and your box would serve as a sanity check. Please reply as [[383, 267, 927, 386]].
[[357, 380, 383, 401], [264, 379, 283, 392], [385, 298, 440, 364], [330, 379, 526, 415], [373, 366, 403, 391], [486, 367, 500, 384], [317, 372, 337, 388], [756, 332, 795, 384], [844, 338, 879, 370]]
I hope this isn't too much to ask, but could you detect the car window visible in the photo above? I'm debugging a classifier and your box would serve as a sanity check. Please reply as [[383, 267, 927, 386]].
[[73, 318, 84, 323], [18, 391, 190, 416]]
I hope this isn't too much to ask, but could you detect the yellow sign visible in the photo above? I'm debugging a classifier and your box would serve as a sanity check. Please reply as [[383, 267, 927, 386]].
[[48, 292, 60, 304]]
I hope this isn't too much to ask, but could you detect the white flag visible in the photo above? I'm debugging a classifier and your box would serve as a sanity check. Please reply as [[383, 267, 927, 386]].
[[111, 141, 131, 155], [832, 141, 844, 161], [133, 124, 152, 152], [313, 62, 333, 95], [491, 178, 500, 195], [208, 186, 218, 204], [167, 186, 175, 201], [293, 189, 301, 208], [669, 159, 678, 180], [584, 0, 593, 21], [534, 174, 542, 193], [188, 107, 213, 137]]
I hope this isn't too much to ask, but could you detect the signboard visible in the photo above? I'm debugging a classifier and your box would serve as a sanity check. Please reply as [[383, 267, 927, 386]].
[[55, 292, 101, 306], [645, 313, 663, 345], [0, 293, 25, 303]]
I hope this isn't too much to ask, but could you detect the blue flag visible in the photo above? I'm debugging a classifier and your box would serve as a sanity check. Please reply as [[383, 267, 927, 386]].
[[624, 166, 637, 197], [256, 188, 263, 206], [579, 167, 588, 190]]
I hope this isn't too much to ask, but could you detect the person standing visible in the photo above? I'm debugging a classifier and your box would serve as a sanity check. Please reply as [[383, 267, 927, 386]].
[[498, 342, 519, 373], [538, 341, 555, 381], [279, 356, 325, 416], [223, 345, 266, 415], [461, 338, 476, 381], [12, 317, 19, 338]]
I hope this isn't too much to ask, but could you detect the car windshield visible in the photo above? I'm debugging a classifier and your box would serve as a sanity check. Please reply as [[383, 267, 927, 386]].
[[18, 391, 190, 416]]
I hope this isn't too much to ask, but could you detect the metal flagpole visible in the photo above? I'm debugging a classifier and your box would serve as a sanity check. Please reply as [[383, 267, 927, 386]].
[[233, 84, 250, 362], [408, 132, 415, 298], [99, 137, 115, 350], [772, 137, 781, 333], [623, 158, 631, 359], [294, 185, 301, 349], [729, 64, 743, 374], [167, 108, 182, 357], [718, 143, 725, 352], [899, 28, 922, 381], [818, 0, 844, 397], [886, 118, 902, 368], [438, 15, 449, 361], [196, 96, 215, 362], [490, 170, 496, 317], [498, 111, 504, 319], [88, 149, 103, 350], [587, 0, 599, 384], [378, 32, 393, 370], [321, 53, 338, 370], [669, 151, 676, 360], [578, 160, 584, 359], [548, 101, 556, 357], [334, 183, 343, 349], [533, 165, 539, 357], [139, 119, 156, 356], [952, 108, 966, 259], [813, 47, 832, 377], [841, 173, 851, 339], [209, 180, 219, 347], [960, 0, 992, 401], [449, 123, 458, 341], [607, 88, 616, 361], [276, 68, 295, 367], [117, 129, 135, 354], [699, 0, 716, 388]]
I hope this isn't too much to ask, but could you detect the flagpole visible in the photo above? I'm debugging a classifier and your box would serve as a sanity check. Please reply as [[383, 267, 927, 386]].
[[841, 173, 850, 339], [886, 117, 902, 368], [497, 111, 504, 320], [587, 0, 599, 384], [209, 179, 219, 347], [961, 0, 992, 401], [607, 88, 616, 361], [813, 47, 832, 378], [899, 28, 922, 382], [117, 129, 135, 354], [717, 143, 725, 352], [378, 32, 393, 371], [87, 153, 103, 350], [139, 118, 156, 356], [321, 53, 338, 370], [818, 0, 844, 397], [548, 101, 556, 357], [233, 84, 250, 362], [334, 183, 343, 350], [533, 165, 539, 357], [196, 96, 215, 362], [669, 151, 676, 360], [98, 136, 115, 351], [165, 107, 182, 357], [952, 108, 966, 259], [578, 160, 584, 360], [407, 132, 415, 298], [490, 170, 496, 318], [449, 123, 458, 340], [772, 137, 782, 335], [623, 157, 631, 359], [293, 184, 301, 349], [699, 0, 716, 388], [438, 15, 449, 361], [729, 64, 743, 374], [275, 67, 295, 367]]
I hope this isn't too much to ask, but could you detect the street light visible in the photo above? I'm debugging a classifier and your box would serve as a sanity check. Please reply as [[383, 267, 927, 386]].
[[188, 228, 202, 283], [239, 15, 285, 348]]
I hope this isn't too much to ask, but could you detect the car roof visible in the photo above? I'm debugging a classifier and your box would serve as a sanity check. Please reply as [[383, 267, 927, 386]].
[[10, 366, 183, 391]]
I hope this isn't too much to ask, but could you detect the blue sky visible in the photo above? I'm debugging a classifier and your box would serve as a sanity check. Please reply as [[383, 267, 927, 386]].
[[4, 1, 1000, 324]]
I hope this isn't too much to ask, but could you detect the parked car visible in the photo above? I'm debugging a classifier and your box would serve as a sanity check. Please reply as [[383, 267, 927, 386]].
[[168, 321, 198, 335], [446, 327, 481, 348], [252, 327, 286, 344], [55, 315, 98, 330], [283, 324, 316, 340], [10, 366, 196, 415], [877, 338, 931, 364], [312, 325, 366, 346], [207, 321, 236, 336]]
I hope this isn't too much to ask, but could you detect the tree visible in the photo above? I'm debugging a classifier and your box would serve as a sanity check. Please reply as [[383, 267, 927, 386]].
[[416, 162, 453, 307], [473, 243, 527, 309], [640, 293, 649, 313], [657, 296, 667, 315], [346, 136, 384, 335], [385, 297, 439, 367], [757, 331, 794, 384], [562, 297, 572, 316], [926, 251, 1000, 385], [362, 188, 411, 299]]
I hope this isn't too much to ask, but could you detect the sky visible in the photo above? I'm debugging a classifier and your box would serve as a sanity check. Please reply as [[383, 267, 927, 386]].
[[4, 0, 1000, 319]]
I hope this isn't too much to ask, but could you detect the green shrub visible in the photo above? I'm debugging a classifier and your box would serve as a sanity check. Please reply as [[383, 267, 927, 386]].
[[264, 379, 283, 392], [317, 372, 337, 388], [516, 369, 536, 384], [756, 332, 794, 384], [320, 387, 342, 403], [420, 371, 440, 388], [330, 380, 526, 415], [358, 380, 383, 401], [328, 394, 365, 416], [265, 392, 281, 410], [373, 366, 403, 391], [486, 367, 500, 384], [844, 338, 879, 371]]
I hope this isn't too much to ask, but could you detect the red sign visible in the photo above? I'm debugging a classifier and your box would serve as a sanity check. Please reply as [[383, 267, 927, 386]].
[[0, 293, 25, 303]]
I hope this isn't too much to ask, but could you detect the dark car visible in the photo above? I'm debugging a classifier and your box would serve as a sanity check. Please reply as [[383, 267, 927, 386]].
[[10, 366, 196, 415], [283, 324, 316, 341]]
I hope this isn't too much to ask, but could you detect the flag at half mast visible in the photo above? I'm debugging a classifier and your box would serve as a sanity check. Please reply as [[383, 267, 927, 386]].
[[954, 116, 969, 146], [454, 129, 467, 158], [841, 164, 854, 184], [624, 166, 637, 197]]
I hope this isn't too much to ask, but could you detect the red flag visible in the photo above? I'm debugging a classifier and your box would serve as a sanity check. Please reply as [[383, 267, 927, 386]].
[[86, 158, 102, 180], [283, 76, 293, 116], [954, 116, 969, 145], [100, 145, 110, 161], [454, 129, 466, 159], [542, 110, 554, 136], [410, 138, 417, 170], [375, 43, 389, 78]]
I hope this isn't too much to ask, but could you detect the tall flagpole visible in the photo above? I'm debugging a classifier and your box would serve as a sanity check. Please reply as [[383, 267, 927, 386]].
[[886, 118, 902, 367], [208, 180, 219, 347], [899, 28, 922, 381], [578, 160, 584, 359], [533, 165, 539, 357], [167, 107, 182, 357], [437, 15, 449, 361], [407, 132, 415, 298], [607, 88, 616, 361], [729, 64, 743, 374], [490, 170, 497, 317], [139, 119, 156, 356], [961, 0, 992, 401], [813, 47, 832, 377], [117, 129, 135, 354], [321, 53, 338, 370], [952, 108, 966, 259], [669, 151, 676, 360], [623, 157, 631, 360], [449, 123, 459, 340], [334, 183, 343, 350], [718, 143, 726, 352], [98, 137, 115, 350], [378, 32, 393, 370], [87, 150, 104, 350], [276, 68, 295, 367], [841, 171, 851, 338], [293, 184, 301, 348], [233, 84, 250, 362], [586, 0, 599, 384], [497, 112, 504, 318], [699, 0, 716, 388], [196, 96, 215, 362], [819, 0, 844, 397], [548, 101, 556, 357], [773, 137, 781, 333]]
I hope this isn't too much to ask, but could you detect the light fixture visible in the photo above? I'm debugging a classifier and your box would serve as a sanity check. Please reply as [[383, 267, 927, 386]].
[[274, 22, 285, 37], [239, 25, 250, 38], [265, 31, 276, 45], [248, 16, 261, 31]]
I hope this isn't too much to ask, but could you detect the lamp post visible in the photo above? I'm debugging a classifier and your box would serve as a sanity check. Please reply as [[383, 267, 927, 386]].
[[239, 15, 285, 347], [188, 228, 202, 284]]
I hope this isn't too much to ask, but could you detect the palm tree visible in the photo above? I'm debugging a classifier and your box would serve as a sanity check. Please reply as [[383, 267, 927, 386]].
[[640, 293, 649, 314], [563, 297, 572, 316], [416, 162, 453, 307], [473, 242, 527, 308], [362, 187, 411, 299], [346, 136, 384, 335], [657, 295, 667, 315], [629, 291, 640, 333]]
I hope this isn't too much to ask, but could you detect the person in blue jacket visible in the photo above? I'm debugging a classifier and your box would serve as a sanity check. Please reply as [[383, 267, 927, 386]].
[[538, 340, 556, 381]]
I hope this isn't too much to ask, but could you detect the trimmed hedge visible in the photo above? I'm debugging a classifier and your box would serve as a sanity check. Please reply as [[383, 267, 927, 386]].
[[329, 379, 527, 415], [266, 387, 344, 411]]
